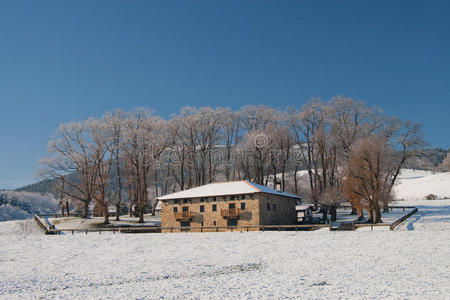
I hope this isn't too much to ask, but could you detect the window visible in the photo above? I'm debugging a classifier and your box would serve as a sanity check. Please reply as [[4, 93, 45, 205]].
[[267, 203, 270, 211], [212, 204, 217, 212], [201, 221, 204, 226], [229, 203, 235, 209], [213, 221, 216, 226], [200, 205, 204, 212], [173, 207, 178, 213], [200, 198, 204, 202], [183, 199, 188, 204], [213, 197, 216, 202], [180, 221, 190, 227], [240, 202, 246, 210], [242, 195, 245, 200], [231, 195, 235, 200], [182, 206, 189, 212], [273, 204, 276, 211], [227, 219, 237, 226]]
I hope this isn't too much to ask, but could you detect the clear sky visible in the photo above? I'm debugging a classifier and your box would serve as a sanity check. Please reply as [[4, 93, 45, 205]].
[[0, 0, 449, 189]]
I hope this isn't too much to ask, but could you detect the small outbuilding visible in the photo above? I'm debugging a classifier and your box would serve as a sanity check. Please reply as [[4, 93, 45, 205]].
[[295, 205, 313, 224]]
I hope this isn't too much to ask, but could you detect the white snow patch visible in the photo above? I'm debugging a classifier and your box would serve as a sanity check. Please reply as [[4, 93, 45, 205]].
[[394, 169, 450, 200]]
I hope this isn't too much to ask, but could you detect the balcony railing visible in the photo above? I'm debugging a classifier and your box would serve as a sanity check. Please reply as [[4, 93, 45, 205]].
[[221, 208, 240, 219], [174, 211, 194, 221]]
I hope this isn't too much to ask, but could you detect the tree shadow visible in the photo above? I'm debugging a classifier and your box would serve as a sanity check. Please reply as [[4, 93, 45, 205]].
[[404, 205, 450, 231]]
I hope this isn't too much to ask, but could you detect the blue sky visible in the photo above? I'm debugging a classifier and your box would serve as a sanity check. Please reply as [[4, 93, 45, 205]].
[[0, 0, 449, 189]]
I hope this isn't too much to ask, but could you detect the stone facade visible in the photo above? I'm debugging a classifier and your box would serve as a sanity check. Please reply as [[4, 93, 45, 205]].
[[161, 192, 297, 233]]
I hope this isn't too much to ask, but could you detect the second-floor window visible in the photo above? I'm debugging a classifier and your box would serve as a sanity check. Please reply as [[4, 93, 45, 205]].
[[200, 205, 204, 212], [241, 202, 246, 210], [212, 204, 217, 212], [173, 207, 178, 213]]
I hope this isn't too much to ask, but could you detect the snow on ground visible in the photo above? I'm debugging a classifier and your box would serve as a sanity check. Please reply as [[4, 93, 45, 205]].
[[394, 169, 450, 200], [1, 199, 449, 299], [48, 215, 161, 230]]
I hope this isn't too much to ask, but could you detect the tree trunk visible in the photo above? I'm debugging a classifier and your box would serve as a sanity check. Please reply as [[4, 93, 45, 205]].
[[83, 201, 90, 218], [65, 200, 70, 216], [356, 208, 365, 221], [138, 207, 144, 223], [103, 203, 110, 225], [373, 205, 383, 224], [329, 206, 337, 222], [116, 203, 121, 221]]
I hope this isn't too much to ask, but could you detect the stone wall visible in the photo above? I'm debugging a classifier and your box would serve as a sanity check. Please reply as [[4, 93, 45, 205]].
[[161, 192, 298, 232], [258, 193, 297, 225]]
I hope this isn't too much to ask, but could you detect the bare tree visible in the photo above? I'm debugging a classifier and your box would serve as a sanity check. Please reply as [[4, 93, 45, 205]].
[[344, 135, 395, 223], [41, 121, 98, 218], [104, 110, 125, 221]]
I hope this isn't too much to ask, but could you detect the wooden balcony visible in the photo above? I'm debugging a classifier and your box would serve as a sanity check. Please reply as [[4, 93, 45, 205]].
[[221, 208, 240, 219], [174, 211, 194, 221]]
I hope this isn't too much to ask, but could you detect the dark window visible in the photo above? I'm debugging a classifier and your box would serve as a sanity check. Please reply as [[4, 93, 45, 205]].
[[173, 207, 178, 213], [213, 197, 216, 202], [241, 202, 246, 210], [267, 203, 270, 211], [183, 199, 188, 204], [231, 195, 235, 200], [229, 203, 235, 209], [182, 206, 189, 212], [213, 221, 216, 226], [180, 221, 190, 227], [200, 198, 204, 202], [212, 204, 217, 212], [273, 204, 276, 211], [200, 205, 204, 212], [242, 195, 245, 199], [227, 219, 237, 226], [201, 221, 204, 226]]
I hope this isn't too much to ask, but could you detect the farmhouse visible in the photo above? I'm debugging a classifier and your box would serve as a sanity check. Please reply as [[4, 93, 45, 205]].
[[157, 181, 301, 232]]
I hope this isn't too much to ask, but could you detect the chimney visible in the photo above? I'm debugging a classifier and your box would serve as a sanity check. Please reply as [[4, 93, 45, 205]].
[[276, 181, 282, 192]]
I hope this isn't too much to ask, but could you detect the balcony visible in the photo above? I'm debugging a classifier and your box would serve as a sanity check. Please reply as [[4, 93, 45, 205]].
[[221, 208, 240, 219], [174, 211, 194, 221]]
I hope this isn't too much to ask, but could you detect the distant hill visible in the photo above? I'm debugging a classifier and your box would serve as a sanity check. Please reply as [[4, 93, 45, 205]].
[[15, 179, 58, 195]]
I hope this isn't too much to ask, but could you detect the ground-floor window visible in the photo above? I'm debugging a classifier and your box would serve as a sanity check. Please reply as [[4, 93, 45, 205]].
[[227, 219, 237, 226], [180, 221, 190, 227]]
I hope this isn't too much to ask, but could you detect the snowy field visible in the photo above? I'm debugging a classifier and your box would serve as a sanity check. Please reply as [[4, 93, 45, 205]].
[[1, 169, 449, 299], [394, 169, 450, 200], [1, 199, 450, 299]]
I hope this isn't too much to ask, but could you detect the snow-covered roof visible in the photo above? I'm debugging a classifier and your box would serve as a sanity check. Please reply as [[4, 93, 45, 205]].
[[157, 181, 301, 201], [296, 205, 313, 211]]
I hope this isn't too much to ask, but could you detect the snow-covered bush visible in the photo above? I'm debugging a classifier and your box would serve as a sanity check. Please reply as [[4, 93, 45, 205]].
[[0, 191, 58, 221]]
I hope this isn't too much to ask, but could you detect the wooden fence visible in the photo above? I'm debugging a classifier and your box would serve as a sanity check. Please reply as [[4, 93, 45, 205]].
[[34, 206, 418, 235]]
